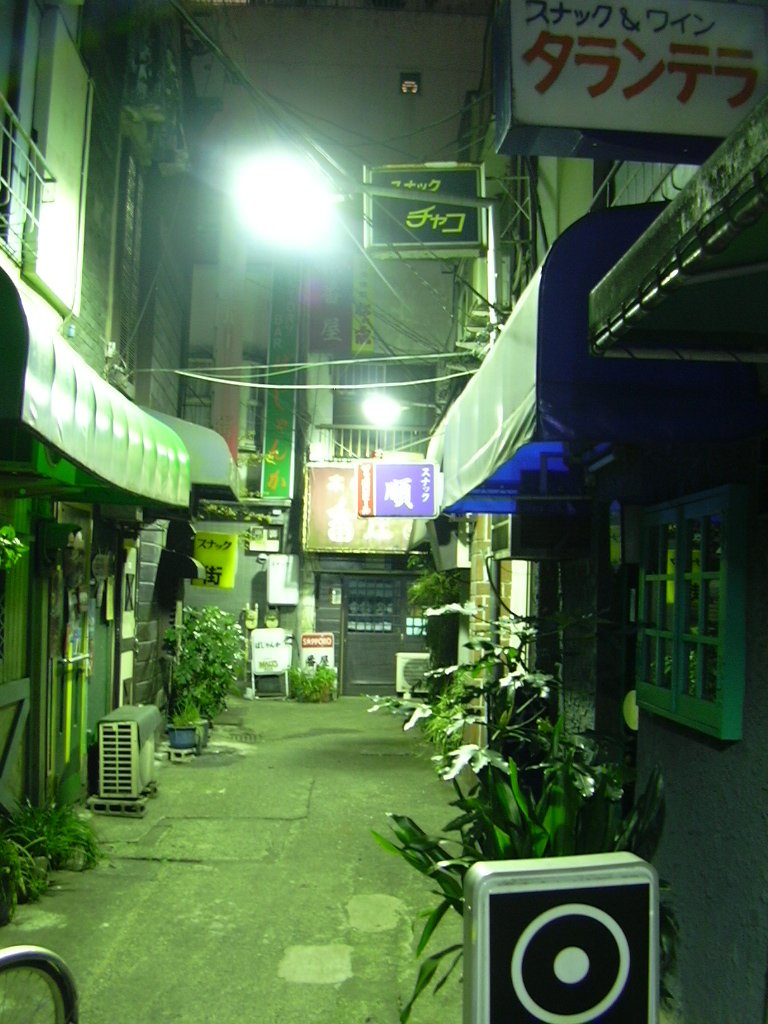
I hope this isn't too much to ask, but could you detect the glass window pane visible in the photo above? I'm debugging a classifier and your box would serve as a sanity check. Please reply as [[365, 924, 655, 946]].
[[702, 646, 718, 702], [685, 576, 701, 633], [704, 579, 720, 637], [686, 518, 702, 574], [684, 643, 698, 697], [645, 524, 660, 573], [660, 638, 674, 689], [663, 521, 677, 577], [641, 635, 657, 685], [645, 580, 659, 626], [703, 515, 722, 572]]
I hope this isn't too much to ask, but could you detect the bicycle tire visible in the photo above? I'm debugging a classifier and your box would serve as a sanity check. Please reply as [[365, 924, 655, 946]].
[[0, 945, 78, 1023]]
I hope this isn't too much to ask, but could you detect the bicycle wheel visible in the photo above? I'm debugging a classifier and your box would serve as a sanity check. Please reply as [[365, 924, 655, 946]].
[[0, 945, 78, 1023]]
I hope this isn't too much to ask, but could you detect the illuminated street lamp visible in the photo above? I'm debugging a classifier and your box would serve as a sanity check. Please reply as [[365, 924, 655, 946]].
[[233, 150, 343, 249], [362, 393, 402, 429]]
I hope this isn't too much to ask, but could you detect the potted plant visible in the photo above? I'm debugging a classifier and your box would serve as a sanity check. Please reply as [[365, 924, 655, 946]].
[[164, 605, 245, 723], [167, 702, 201, 751], [288, 664, 337, 703]]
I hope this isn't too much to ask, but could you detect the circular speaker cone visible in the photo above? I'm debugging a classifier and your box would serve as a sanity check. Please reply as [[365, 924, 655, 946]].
[[510, 902, 631, 1023]]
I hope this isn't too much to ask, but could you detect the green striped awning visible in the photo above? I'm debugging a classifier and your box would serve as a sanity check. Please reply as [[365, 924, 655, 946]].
[[0, 269, 191, 508]]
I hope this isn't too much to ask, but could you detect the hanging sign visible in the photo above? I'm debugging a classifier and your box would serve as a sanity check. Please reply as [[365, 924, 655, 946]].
[[364, 163, 486, 257], [192, 531, 237, 589], [303, 464, 413, 553], [357, 461, 439, 519], [496, 0, 768, 161]]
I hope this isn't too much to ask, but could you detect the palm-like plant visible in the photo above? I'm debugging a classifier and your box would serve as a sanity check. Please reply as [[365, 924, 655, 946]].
[[371, 608, 676, 1022]]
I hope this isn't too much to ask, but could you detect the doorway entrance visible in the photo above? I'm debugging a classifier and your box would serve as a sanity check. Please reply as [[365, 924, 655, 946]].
[[341, 575, 425, 697]]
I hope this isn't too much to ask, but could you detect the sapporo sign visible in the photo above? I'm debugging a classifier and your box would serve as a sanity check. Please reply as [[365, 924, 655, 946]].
[[363, 163, 486, 257], [497, 0, 768, 155], [357, 461, 439, 519]]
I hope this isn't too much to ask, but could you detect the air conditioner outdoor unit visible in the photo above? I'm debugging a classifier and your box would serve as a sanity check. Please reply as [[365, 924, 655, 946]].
[[97, 706, 162, 800], [395, 652, 431, 695]]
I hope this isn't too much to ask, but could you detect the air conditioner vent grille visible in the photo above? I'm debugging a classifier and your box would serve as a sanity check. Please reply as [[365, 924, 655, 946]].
[[97, 715, 157, 800], [395, 652, 430, 695]]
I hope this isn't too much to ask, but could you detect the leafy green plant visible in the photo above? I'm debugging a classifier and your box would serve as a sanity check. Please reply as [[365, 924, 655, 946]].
[[407, 568, 464, 669], [288, 664, 337, 703], [0, 525, 28, 571], [0, 835, 24, 923], [164, 605, 245, 721], [371, 605, 675, 1022], [2, 800, 101, 873]]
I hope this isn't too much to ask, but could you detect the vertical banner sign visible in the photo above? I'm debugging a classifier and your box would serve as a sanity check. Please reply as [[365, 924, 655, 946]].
[[261, 263, 301, 500], [307, 260, 353, 355], [192, 531, 237, 589]]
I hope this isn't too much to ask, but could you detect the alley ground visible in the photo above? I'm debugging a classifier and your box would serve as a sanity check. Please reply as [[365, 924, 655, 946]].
[[3, 697, 463, 1024]]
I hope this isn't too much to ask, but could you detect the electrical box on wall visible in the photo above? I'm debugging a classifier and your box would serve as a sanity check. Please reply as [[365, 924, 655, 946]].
[[267, 554, 299, 605]]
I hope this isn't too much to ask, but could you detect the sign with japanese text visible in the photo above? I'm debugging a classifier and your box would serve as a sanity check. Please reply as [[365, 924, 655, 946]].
[[261, 263, 301, 501], [306, 258, 375, 356], [307, 260, 354, 355], [299, 633, 335, 673], [352, 260, 375, 355], [303, 464, 413, 553], [192, 531, 237, 589], [357, 461, 439, 519], [251, 628, 292, 675], [364, 163, 486, 257], [497, 0, 768, 157]]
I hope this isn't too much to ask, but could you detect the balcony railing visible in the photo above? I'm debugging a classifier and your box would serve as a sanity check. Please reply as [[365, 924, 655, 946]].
[[0, 92, 56, 265]]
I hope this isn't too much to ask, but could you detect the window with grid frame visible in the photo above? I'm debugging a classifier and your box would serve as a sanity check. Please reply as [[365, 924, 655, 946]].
[[636, 485, 747, 740]]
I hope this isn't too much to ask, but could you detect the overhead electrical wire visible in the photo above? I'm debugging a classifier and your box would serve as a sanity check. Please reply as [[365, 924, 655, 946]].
[[174, 367, 475, 390]]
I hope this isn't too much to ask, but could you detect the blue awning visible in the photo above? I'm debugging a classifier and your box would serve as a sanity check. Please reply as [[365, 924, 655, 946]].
[[0, 269, 191, 508], [442, 203, 768, 515]]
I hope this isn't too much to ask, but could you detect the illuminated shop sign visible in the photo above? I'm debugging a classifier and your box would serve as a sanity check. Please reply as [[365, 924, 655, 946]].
[[496, 0, 768, 160]]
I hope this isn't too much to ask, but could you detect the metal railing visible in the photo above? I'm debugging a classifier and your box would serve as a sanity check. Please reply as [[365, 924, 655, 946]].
[[0, 92, 56, 265]]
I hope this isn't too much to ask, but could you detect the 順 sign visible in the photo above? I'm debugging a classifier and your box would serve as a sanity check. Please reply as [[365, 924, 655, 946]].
[[357, 461, 440, 519]]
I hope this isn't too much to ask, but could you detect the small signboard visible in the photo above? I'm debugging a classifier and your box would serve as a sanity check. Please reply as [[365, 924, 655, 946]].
[[251, 628, 292, 676], [299, 633, 335, 673], [363, 163, 486, 257], [357, 461, 439, 519]]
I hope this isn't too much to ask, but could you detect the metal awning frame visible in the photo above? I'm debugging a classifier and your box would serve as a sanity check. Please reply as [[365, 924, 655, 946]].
[[590, 95, 768, 361]]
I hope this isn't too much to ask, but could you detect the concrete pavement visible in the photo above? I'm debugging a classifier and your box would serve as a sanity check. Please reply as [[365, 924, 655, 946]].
[[3, 696, 464, 1024]]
